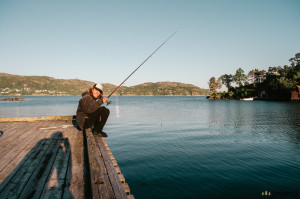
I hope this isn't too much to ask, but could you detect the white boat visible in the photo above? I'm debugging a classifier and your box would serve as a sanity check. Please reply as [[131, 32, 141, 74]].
[[241, 97, 254, 101]]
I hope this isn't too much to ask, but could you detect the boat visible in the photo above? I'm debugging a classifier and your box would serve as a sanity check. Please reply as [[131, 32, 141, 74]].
[[241, 97, 254, 101]]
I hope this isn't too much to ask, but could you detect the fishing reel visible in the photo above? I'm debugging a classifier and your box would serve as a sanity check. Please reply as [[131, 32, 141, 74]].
[[106, 101, 112, 106]]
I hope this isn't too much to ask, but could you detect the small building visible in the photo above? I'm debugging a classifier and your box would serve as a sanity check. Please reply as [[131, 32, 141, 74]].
[[291, 85, 300, 101]]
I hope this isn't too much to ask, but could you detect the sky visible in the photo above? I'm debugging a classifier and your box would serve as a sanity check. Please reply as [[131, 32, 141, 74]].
[[0, 0, 299, 89]]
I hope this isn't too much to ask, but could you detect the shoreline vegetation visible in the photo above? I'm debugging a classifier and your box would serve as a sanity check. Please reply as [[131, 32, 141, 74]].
[[0, 73, 209, 97], [207, 53, 300, 101], [1, 53, 299, 101]]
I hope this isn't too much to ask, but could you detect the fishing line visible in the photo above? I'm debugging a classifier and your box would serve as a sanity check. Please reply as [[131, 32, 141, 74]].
[[106, 31, 177, 105]]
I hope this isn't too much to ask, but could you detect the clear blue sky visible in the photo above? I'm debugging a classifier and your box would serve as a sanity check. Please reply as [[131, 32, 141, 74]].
[[0, 0, 299, 89]]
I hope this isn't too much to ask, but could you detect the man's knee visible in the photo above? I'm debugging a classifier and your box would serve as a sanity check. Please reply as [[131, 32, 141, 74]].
[[100, 106, 110, 114]]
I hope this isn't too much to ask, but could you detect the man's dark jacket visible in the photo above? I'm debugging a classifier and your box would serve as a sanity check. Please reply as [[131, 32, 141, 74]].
[[76, 92, 103, 130]]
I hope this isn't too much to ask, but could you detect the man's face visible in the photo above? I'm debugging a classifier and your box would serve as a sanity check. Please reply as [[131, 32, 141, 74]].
[[92, 88, 101, 99]]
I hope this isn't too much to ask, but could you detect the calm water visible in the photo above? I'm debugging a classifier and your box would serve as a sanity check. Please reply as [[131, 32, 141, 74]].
[[1, 96, 300, 198]]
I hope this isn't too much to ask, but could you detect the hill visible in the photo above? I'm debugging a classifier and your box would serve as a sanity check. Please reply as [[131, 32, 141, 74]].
[[0, 73, 209, 96], [119, 82, 208, 96]]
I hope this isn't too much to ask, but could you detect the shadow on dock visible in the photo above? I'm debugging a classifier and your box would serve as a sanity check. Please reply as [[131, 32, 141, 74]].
[[0, 117, 133, 199], [0, 132, 73, 199]]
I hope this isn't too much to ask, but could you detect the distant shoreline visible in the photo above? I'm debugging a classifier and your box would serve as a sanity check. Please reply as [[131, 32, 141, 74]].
[[0, 73, 209, 96]]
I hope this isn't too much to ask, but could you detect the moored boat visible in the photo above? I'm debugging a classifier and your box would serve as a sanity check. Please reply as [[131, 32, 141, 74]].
[[240, 97, 254, 101]]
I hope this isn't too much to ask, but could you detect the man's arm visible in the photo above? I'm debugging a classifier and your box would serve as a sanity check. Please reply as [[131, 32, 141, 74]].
[[80, 95, 102, 113], [102, 98, 109, 103]]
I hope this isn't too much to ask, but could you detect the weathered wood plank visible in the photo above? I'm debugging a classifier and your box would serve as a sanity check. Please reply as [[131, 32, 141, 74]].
[[67, 122, 84, 199], [122, 183, 130, 195], [119, 174, 125, 183], [112, 160, 118, 167], [0, 121, 45, 158], [0, 122, 21, 138], [95, 137, 129, 199], [0, 130, 61, 198], [127, 195, 135, 199], [0, 120, 81, 199], [0, 122, 49, 178], [115, 167, 121, 174], [19, 133, 64, 198], [57, 123, 78, 199], [0, 122, 52, 183], [0, 119, 133, 199], [40, 126, 72, 198], [85, 129, 115, 199], [0, 122, 37, 159], [0, 122, 35, 148], [0, 115, 75, 123], [85, 129, 100, 199], [16, 122, 73, 199]]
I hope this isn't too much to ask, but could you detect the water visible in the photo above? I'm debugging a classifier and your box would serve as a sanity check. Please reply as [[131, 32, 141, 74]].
[[0, 96, 81, 117], [1, 96, 300, 198]]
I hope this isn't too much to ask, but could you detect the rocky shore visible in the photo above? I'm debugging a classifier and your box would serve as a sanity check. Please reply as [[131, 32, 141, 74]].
[[0, 97, 25, 101]]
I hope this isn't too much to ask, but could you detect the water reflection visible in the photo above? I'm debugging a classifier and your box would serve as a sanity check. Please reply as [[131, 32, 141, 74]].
[[207, 100, 300, 146], [115, 96, 120, 118]]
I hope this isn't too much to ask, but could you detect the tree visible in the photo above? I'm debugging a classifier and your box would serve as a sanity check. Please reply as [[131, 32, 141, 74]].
[[233, 68, 248, 87], [220, 74, 233, 91], [208, 76, 221, 93], [289, 53, 300, 67], [248, 69, 267, 85], [248, 70, 255, 85], [258, 70, 267, 83]]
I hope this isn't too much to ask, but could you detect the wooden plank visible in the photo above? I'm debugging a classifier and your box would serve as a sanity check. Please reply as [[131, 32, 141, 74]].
[[0, 120, 77, 198], [127, 195, 135, 199], [0, 122, 42, 159], [122, 183, 130, 195], [85, 129, 101, 199], [85, 129, 115, 199], [115, 167, 121, 174], [0, 122, 52, 184], [18, 132, 65, 198], [110, 154, 115, 160], [0, 115, 75, 123], [0, 122, 20, 137], [37, 124, 72, 198], [46, 119, 85, 199], [0, 119, 133, 199], [14, 121, 74, 198], [0, 122, 49, 178], [95, 136, 129, 199], [0, 130, 61, 198], [67, 122, 84, 199], [0, 122, 37, 158], [0, 122, 35, 147], [0, 122, 11, 130], [112, 160, 118, 167], [119, 174, 125, 183], [54, 122, 80, 199]]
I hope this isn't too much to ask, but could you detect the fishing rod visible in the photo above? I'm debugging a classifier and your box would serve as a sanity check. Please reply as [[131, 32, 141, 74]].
[[106, 31, 177, 105]]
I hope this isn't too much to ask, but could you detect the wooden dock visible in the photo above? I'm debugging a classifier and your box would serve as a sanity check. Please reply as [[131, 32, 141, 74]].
[[0, 116, 134, 199]]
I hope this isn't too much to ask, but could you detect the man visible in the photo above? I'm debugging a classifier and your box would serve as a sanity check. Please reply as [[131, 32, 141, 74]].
[[76, 83, 110, 137]]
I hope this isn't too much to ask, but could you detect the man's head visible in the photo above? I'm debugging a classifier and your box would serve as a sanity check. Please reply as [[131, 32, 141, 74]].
[[91, 83, 103, 99]]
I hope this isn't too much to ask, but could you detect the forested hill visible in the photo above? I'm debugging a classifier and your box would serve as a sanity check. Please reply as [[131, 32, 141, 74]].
[[0, 73, 209, 96]]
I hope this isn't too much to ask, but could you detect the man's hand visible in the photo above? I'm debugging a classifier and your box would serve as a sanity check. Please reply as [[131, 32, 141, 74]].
[[102, 98, 109, 103]]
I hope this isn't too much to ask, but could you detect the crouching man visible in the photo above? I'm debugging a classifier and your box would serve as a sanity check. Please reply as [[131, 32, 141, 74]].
[[76, 83, 110, 137]]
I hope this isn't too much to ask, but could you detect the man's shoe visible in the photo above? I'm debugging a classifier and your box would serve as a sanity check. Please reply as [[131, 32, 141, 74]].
[[92, 130, 108, 137]]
